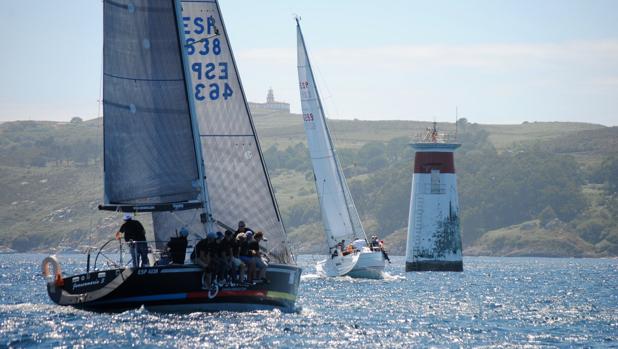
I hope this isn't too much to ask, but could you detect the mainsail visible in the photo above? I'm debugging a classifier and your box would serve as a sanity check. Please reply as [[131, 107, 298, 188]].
[[102, 0, 201, 208], [152, 0, 293, 263], [296, 20, 367, 249]]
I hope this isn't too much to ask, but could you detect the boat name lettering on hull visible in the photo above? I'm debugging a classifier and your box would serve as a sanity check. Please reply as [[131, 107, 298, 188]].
[[72, 279, 103, 290]]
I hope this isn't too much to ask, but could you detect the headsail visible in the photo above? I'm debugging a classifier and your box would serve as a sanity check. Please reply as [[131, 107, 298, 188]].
[[102, 0, 201, 209], [296, 20, 367, 249], [169, 0, 293, 263]]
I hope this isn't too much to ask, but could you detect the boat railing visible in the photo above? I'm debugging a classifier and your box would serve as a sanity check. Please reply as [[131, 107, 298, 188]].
[[87, 236, 275, 273], [89, 238, 200, 272]]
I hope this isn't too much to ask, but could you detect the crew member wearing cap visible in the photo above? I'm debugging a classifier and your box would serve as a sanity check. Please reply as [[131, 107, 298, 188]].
[[117, 213, 149, 268]]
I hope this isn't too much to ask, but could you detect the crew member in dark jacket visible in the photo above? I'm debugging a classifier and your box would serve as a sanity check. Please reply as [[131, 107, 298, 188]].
[[118, 213, 149, 268], [249, 231, 268, 282], [236, 220, 253, 235]]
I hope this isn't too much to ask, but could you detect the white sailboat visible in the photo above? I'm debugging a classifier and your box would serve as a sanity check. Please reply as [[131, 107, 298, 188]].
[[296, 19, 385, 279]]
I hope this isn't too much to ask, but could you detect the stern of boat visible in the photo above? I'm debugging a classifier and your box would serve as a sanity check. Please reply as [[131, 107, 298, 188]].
[[346, 250, 385, 279]]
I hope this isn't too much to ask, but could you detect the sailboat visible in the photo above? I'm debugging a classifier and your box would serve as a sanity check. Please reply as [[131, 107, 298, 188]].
[[296, 19, 385, 279], [41, 0, 301, 313]]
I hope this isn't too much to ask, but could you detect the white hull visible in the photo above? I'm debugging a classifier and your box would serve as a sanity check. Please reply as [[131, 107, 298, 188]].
[[317, 250, 385, 279]]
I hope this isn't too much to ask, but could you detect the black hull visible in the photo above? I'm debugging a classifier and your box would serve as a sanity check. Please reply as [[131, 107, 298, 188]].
[[406, 260, 463, 272], [47, 264, 301, 313]]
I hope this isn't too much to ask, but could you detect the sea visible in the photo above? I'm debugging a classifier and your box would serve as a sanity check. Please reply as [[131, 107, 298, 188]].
[[1, 254, 616, 348]]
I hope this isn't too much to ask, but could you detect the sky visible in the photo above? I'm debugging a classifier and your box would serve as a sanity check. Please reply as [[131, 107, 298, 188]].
[[0, 0, 617, 126]]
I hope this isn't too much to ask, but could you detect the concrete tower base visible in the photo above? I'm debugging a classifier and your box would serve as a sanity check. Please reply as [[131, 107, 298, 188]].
[[406, 260, 463, 272]]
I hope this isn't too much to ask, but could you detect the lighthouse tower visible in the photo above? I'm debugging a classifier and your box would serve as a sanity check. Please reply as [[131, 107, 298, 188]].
[[405, 123, 463, 272]]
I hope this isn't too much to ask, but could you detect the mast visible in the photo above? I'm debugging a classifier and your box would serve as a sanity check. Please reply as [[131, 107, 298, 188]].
[[296, 19, 366, 243], [173, 0, 214, 234]]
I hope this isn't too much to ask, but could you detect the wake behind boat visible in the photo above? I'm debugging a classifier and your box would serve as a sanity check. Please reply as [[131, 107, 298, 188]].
[[41, 0, 301, 312], [296, 19, 387, 279]]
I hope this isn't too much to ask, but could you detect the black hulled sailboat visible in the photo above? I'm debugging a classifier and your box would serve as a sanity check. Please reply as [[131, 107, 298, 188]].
[[42, 0, 301, 313]]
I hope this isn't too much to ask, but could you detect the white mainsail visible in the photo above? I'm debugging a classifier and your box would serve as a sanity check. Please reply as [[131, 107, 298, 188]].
[[154, 0, 293, 263], [296, 20, 366, 250]]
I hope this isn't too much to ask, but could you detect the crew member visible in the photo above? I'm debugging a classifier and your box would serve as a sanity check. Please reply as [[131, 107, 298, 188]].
[[379, 239, 391, 263], [236, 220, 253, 235], [250, 231, 268, 282], [225, 230, 246, 283], [239, 231, 256, 283], [193, 231, 217, 289], [117, 213, 149, 268]]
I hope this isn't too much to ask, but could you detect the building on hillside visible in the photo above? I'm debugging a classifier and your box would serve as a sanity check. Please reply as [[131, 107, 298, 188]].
[[248, 88, 290, 113]]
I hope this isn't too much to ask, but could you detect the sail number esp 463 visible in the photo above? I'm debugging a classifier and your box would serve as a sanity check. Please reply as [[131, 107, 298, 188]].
[[183, 16, 234, 102]]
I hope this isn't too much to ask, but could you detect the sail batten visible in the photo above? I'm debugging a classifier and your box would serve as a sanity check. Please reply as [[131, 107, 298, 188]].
[[296, 21, 367, 248]]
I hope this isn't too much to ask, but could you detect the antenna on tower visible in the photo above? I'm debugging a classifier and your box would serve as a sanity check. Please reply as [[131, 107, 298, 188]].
[[455, 106, 458, 140]]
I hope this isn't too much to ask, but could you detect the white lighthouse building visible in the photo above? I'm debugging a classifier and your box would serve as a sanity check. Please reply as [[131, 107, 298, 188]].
[[405, 123, 463, 272]]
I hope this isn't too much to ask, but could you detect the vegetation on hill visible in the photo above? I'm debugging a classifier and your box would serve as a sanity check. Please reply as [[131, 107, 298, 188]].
[[0, 112, 616, 257]]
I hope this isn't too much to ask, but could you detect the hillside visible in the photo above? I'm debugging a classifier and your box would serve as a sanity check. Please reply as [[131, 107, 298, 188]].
[[0, 111, 616, 257]]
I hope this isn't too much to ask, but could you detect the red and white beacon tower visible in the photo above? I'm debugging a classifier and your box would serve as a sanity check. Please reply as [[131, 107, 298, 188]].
[[405, 122, 463, 272]]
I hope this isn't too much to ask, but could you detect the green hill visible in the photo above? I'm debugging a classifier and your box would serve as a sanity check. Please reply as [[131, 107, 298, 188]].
[[0, 111, 616, 257]]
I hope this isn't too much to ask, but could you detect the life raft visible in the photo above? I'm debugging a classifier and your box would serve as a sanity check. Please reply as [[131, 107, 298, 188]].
[[41, 255, 64, 286]]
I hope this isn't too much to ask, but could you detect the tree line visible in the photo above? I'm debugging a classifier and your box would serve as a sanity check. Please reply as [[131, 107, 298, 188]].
[[264, 120, 616, 251]]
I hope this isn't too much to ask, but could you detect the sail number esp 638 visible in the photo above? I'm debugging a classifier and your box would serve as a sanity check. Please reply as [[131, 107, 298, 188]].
[[183, 16, 233, 102]]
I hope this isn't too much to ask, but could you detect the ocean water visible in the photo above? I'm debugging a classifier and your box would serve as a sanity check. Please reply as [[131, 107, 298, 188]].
[[0, 254, 616, 348]]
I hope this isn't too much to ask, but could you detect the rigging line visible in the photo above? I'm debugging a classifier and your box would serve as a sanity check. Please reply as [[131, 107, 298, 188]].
[[184, 31, 220, 47], [103, 72, 183, 82], [89, 36, 106, 252], [166, 209, 201, 239]]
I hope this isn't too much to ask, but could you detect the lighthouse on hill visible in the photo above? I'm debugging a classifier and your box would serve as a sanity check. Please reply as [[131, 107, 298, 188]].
[[405, 123, 463, 272]]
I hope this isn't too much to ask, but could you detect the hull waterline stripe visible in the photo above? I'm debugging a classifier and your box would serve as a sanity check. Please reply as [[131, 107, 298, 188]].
[[160, 268, 203, 273], [90, 289, 296, 305], [187, 290, 266, 299], [95, 292, 188, 304], [267, 291, 296, 301]]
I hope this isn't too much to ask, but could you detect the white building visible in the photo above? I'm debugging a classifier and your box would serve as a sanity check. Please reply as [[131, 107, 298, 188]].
[[248, 88, 290, 113]]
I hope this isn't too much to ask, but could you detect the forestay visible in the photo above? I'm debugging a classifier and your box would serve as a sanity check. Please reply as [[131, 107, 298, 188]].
[[171, 0, 292, 263], [102, 0, 201, 206], [296, 20, 366, 249]]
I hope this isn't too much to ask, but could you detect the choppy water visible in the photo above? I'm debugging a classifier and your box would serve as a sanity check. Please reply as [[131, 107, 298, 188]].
[[1, 254, 616, 348]]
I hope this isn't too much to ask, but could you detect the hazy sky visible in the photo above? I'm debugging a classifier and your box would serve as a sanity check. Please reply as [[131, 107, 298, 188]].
[[1, 0, 617, 125]]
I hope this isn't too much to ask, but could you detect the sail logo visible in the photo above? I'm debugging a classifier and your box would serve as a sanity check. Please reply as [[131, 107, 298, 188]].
[[183, 15, 234, 103]]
